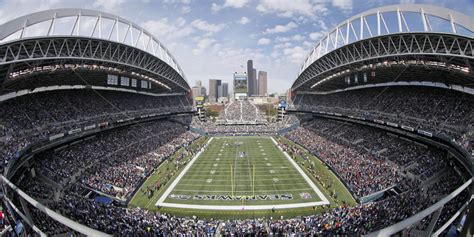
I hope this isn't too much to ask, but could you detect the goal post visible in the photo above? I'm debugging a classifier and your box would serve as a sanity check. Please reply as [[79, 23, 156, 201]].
[[231, 164, 234, 197], [252, 164, 255, 197]]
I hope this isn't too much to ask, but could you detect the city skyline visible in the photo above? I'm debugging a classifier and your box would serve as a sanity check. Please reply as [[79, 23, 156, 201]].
[[3, 0, 472, 94], [192, 58, 269, 99]]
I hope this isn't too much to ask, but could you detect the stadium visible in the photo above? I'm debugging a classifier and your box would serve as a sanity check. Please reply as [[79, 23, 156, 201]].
[[0, 3, 472, 237]]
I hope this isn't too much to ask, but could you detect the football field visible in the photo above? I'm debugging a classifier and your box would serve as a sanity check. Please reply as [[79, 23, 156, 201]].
[[156, 136, 329, 210]]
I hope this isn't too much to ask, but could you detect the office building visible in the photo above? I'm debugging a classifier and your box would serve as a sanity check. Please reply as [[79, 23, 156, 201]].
[[258, 71, 267, 96], [191, 80, 206, 98], [247, 60, 256, 96], [218, 83, 229, 99], [222, 83, 229, 97], [209, 79, 221, 102], [191, 86, 201, 97], [217, 85, 223, 98], [252, 68, 257, 96]]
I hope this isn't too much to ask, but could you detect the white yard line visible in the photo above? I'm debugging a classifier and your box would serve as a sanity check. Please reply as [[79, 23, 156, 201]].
[[156, 136, 330, 210], [158, 201, 330, 210], [155, 137, 214, 205], [270, 137, 330, 205], [183, 172, 300, 175], [233, 140, 239, 195], [173, 188, 314, 192], [176, 183, 309, 187], [180, 177, 305, 181], [245, 139, 253, 193]]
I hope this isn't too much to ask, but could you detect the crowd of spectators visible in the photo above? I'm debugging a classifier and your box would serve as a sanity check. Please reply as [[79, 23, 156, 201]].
[[27, 203, 71, 235], [194, 100, 301, 135], [220, 219, 267, 236], [18, 163, 467, 236], [284, 118, 442, 197], [12, 116, 469, 236], [35, 120, 198, 199], [0, 89, 192, 173], [266, 164, 467, 235], [14, 133, 227, 236], [49, 191, 220, 236], [194, 114, 299, 136], [3, 84, 470, 235], [17, 175, 56, 201], [291, 86, 474, 152], [218, 100, 266, 124]]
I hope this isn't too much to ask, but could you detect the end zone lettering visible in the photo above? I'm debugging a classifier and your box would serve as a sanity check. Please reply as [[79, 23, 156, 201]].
[[169, 193, 293, 201]]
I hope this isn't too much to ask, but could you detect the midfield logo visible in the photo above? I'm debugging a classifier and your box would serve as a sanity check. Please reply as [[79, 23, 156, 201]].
[[169, 194, 293, 201]]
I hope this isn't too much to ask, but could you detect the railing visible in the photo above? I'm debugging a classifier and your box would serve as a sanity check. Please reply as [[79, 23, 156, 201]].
[[1, 175, 110, 236], [365, 179, 472, 236]]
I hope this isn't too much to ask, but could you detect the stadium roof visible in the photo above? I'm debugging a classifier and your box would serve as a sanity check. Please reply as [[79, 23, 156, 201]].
[[0, 8, 190, 93], [292, 4, 474, 92]]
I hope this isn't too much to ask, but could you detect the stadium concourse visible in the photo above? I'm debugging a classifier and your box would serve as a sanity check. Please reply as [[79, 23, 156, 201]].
[[0, 4, 472, 237]]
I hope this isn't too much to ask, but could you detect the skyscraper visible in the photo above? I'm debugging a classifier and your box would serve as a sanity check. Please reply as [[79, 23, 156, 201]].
[[191, 80, 206, 98], [247, 60, 256, 96], [209, 79, 221, 102], [258, 71, 267, 96], [222, 83, 229, 97], [195, 80, 202, 87], [191, 86, 201, 97], [217, 85, 223, 98], [252, 68, 257, 96]]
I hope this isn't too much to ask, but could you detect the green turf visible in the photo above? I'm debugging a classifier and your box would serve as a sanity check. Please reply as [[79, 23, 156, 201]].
[[164, 136, 322, 205], [129, 135, 357, 219], [128, 136, 209, 209]]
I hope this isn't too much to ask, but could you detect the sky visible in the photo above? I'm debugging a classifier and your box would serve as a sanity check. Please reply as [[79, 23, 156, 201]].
[[0, 0, 473, 94]]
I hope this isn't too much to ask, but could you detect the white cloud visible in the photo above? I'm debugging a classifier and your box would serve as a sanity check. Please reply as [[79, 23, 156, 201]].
[[318, 20, 328, 31], [274, 42, 292, 49], [237, 16, 250, 25], [277, 34, 305, 42], [142, 18, 194, 41], [264, 22, 298, 34], [212, 0, 250, 12], [163, 0, 192, 4], [192, 37, 217, 55], [181, 5, 191, 14], [191, 19, 225, 33], [309, 32, 324, 41], [303, 41, 313, 47], [292, 34, 305, 41], [211, 3, 220, 12], [176, 17, 186, 27], [257, 38, 271, 45], [257, 0, 327, 18], [283, 46, 307, 63], [0, 0, 66, 25], [332, 0, 352, 12], [93, 0, 125, 12]]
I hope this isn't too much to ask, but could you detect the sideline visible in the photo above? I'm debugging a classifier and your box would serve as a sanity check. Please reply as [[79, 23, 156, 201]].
[[156, 137, 215, 205], [270, 137, 330, 206]]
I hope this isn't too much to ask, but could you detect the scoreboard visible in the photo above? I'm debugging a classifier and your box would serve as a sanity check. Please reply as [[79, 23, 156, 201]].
[[195, 96, 204, 108]]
